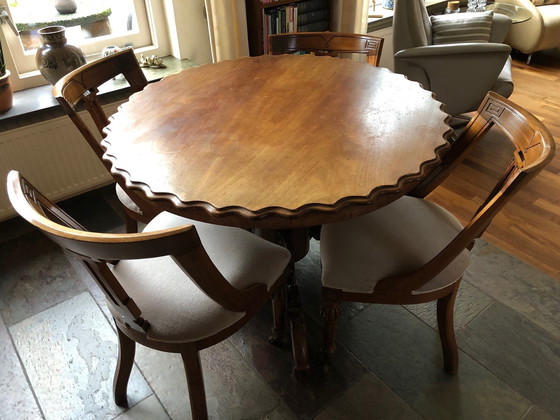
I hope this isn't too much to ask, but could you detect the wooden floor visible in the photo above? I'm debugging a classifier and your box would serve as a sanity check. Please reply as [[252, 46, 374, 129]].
[[429, 48, 560, 280]]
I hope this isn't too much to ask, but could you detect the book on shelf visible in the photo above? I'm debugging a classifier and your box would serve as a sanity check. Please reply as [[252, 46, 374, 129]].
[[297, 20, 329, 32], [260, 0, 327, 12], [260, 0, 330, 54], [296, 0, 328, 14], [297, 8, 328, 25], [263, 4, 299, 53]]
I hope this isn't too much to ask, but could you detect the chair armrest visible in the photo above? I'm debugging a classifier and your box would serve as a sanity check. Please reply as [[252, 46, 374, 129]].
[[395, 42, 512, 58], [499, 0, 545, 53], [489, 13, 512, 43], [395, 43, 511, 115], [173, 245, 272, 313]]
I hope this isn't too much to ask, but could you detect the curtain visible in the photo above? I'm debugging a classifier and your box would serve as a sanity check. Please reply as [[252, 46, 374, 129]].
[[204, 0, 369, 62], [204, 0, 250, 62], [333, 0, 370, 34]]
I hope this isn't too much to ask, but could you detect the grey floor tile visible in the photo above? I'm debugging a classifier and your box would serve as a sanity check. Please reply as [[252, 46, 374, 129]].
[[0, 230, 86, 325], [0, 313, 42, 420], [0, 215, 35, 244], [465, 242, 560, 339], [315, 373, 421, 420], [229, 306, 368, 419], [405, 280, 493, 332], [522, 405, 557, 420], [9, 292, 152, 420], [459, 301, 560, 418], [115, 395, 170, 420], [134, 339, 283, 420], [469, 238, 489, 255], [337, 304, 532, 420], [263, 403, 298, 420], [64, 250, 115, 323]]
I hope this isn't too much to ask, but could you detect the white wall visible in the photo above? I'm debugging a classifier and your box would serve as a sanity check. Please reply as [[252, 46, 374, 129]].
[[163, 0, 212, 65], [369, 25, 394, 71]]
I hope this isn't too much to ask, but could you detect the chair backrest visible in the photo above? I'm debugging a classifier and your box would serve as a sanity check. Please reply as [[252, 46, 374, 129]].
[[377, 92, 555, 293], [393, 0, 432, 54], [268, 32, 384, 66], [6, 171, 261, 334], [52, 48, 148, 159]]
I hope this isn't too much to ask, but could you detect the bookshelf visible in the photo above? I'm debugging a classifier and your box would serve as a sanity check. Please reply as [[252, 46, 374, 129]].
[[245, 0, 334, 56]]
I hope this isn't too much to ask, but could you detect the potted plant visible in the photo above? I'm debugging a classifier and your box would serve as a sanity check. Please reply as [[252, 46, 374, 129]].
[[0, 38, 14, 112]]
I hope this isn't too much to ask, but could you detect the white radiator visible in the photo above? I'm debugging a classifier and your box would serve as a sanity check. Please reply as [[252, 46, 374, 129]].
[[0, 102, 123, 221]]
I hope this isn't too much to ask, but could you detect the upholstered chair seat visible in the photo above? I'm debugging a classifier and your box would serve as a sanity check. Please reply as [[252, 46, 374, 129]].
[[115, 184, 143, 216], [494, 56, 514, 97], [321, 195, 470, 295], [109, 212, 290, 343]]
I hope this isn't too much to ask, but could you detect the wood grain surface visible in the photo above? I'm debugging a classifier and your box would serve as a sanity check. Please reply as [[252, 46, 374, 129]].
[[102, 54, 451, 229]]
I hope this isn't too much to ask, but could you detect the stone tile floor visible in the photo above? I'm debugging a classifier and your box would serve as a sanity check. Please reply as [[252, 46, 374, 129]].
[[1, 185, 559, 419]]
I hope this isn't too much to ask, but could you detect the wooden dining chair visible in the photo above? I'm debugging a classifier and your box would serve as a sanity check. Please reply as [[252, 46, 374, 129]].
[[319, 92, 555, 375], [7, 170, 291, 420], [268, 31, 384, 67], [53, 48, 160, 233]]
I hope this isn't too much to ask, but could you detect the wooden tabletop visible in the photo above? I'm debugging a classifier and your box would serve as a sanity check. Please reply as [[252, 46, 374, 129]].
[[102, 54, 452, 229]]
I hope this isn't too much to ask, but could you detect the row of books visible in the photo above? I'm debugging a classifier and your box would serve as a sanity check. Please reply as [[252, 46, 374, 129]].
[[262, 0, 329, 53], [261, 0, 327, 13]]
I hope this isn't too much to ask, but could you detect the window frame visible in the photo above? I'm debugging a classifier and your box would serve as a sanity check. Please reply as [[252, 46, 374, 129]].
[[0, 0, 170, 91]]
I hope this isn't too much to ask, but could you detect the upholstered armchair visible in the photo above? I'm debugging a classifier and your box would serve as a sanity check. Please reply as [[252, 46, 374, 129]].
[[500, 0, 560, 62], [393, 0, 514, 116]]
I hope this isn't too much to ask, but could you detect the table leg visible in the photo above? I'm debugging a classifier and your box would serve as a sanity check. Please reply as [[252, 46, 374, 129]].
[[280, 229, 311, 373], [256, 228, 311, 373]]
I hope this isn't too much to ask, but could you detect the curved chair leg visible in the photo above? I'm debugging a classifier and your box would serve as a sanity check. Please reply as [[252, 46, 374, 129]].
[[113, 325, 136, 407], [437, 282, 460, 375], [180, 345, 209, 420], [122, 208, 139, 233], [270, 282, 287, 345], [320, 287, 342, 362]]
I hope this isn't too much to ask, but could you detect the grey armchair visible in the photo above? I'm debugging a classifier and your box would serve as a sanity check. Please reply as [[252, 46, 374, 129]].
[[393, 0, 514, 116]]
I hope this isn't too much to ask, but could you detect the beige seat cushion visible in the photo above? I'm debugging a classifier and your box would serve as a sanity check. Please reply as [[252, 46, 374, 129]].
[[109, 212, 291, 343], [115, 184, 142, 215], [492, 56, 514, 99], [320, 195, 470, 295]]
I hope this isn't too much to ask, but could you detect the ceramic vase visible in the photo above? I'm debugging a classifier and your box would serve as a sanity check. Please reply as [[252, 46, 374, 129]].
[[54, 0, 77, 14], [383, 0, 394, 10], [35, 26, 86, 85], [0, 69, 13, 113]]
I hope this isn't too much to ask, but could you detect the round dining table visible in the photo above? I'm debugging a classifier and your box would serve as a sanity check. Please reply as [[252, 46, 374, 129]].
[[102, 54, 452, 372]]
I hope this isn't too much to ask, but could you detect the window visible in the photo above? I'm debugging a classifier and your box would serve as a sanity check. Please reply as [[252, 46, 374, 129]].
[[0, 0, 169, 90]]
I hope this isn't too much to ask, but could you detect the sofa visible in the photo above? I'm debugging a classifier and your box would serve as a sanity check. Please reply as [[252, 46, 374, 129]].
[[499, 0, 560, 61]]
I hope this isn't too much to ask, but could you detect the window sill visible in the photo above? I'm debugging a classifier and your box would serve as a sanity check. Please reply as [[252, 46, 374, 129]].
[[0, 56, 195, 133], [367, 0, 447, 32]]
